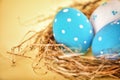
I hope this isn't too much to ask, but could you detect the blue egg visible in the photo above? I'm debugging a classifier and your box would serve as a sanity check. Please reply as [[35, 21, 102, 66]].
[[92, 19, 120, 59], [53, 8, 94, 54]]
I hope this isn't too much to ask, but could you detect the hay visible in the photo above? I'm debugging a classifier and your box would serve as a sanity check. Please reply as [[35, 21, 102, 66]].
[[8, 0, 120, 80]]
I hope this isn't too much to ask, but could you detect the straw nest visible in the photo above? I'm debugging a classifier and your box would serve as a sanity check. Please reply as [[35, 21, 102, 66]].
[[8, 0, 120, 80]]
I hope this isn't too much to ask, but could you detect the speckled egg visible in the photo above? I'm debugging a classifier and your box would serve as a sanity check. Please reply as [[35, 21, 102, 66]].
[[53, 8, 94, 54], [90, 0, 120, 33], [92, 19, 120, 59]]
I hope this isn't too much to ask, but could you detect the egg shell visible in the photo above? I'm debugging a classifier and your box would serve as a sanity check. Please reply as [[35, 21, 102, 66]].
[[92, 19, 120, 58], [90, 0, 120, 33], [53, 8, 94, 54]]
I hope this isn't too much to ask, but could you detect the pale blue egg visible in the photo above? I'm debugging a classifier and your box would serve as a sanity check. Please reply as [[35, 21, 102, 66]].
[[92, 19, 120, 59], [53, 8, 94, 54]]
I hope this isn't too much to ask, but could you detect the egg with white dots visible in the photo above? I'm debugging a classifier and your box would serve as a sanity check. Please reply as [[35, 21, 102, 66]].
[[53, 8, 94, 54], [92, 19, 120, 59], [90, 0, 120, 33]]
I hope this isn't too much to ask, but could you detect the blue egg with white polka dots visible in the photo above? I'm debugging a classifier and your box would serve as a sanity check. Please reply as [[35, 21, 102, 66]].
[[92, 19, 120, 59], [53, 8, 94, 54]]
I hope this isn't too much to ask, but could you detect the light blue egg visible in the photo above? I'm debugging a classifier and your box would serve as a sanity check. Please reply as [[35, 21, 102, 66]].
[[92, 19, 120, 59], [53, 8, 94, 54]]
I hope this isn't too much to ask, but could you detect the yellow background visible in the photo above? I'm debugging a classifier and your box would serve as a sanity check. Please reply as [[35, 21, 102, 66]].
[[0, 0, 119, 80], [0, 0, 71, 80]]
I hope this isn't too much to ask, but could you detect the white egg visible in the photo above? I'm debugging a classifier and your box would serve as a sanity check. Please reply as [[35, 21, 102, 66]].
[[90, 0, 120, 33]]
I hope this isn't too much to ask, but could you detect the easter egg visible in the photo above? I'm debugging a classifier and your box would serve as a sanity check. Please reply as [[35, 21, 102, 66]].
[[53, 8, 94, 54], [92, 19, 120, 59], [90, 0, 120, 33]]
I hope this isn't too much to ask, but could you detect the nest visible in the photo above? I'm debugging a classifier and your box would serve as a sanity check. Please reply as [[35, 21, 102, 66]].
[[8, 0, 120, 80]]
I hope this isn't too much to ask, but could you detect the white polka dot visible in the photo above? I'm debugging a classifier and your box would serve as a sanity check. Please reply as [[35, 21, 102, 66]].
[[79, 25, 84, 29], [84, 41, 87, 44], [90, 30, 92, 34], [63, 9, 69, 12], [117, 22, 119, 24], [53, 33, 55, 37], [55, 19, 57, 23], [86, 20, 89, 23], [77, 13, 81, 16], [100, 51, 104, 54], [98, 36, 102, 41], [74, 37, 78, 41], [67, 18, 71, 22], [61, 30, 66, 34]]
